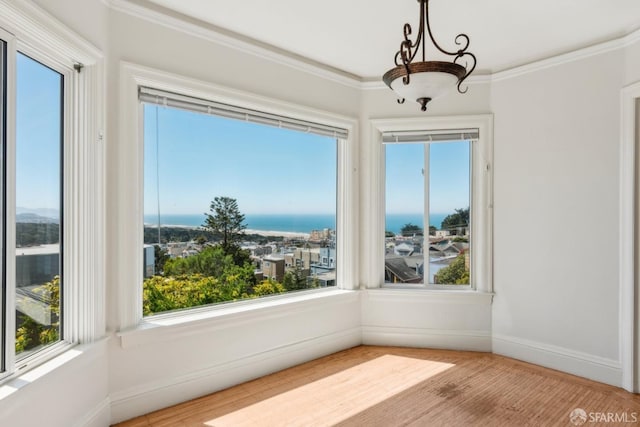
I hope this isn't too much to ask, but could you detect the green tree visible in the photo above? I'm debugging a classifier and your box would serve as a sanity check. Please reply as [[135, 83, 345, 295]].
[[143, 273, 248, 315], [385, 230, 395, 238], [163, 246, 254, 287], [16, 276, 60, 353], [282, 264, 307, 291], [429, 225, 437, 236], [441, 207, 470, 232], [203, 196, 246, 252], [400, 223, 423, 237], [252, 279, 286, 296], [434, 254, 469, 285], [154, 245, 170, 274]]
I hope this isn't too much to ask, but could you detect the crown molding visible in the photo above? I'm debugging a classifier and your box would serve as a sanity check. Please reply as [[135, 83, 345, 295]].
[[491, 26, 640, 82], [103, 0, 640, 90], [104, 0, 363, 89], [1, 0, 103, 64]]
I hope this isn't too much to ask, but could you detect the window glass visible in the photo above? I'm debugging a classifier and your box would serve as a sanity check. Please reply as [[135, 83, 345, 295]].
[[428, 141, 470, 285], [385, 140, 471, 286], [15, 53, 63, 357], [142, 104, 337, 316]]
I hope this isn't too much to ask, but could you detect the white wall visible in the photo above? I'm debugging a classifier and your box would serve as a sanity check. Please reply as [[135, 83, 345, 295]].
[[357, 82, 494, 350], [624, 39, 640, 85], [491, 49, 626, 385]]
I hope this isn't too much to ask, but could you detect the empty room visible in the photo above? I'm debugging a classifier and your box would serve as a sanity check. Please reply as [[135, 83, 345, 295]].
[[0, 0, 639, 426]]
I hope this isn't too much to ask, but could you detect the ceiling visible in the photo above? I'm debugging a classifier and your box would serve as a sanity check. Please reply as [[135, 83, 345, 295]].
[[143, 0, 640, 80]]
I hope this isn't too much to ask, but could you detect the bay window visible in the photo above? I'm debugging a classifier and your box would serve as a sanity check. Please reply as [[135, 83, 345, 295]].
[[0, 0, 104, 383]]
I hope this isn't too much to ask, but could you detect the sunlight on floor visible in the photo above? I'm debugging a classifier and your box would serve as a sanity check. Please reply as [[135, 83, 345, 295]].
[[204, 354, 454, 427]]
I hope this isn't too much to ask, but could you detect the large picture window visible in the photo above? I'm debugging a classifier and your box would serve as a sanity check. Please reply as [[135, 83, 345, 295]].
[[141, 89, 343, 316]]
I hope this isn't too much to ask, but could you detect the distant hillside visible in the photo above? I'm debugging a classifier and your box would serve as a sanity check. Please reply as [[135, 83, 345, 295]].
[[16, 213, 58, 224]]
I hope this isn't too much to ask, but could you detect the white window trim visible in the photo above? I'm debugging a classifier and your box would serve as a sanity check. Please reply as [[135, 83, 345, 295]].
[[118, 62, 358, 331], [368, 115, 493, 293], [0, 0, 105, 382]]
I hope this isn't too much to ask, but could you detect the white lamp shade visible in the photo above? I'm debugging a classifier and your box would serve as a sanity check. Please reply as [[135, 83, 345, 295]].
[[389, 71, 459, 102]]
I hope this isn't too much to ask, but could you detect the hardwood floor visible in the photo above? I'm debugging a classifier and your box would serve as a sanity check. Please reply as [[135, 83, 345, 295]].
[[114, 346, 640, 426]]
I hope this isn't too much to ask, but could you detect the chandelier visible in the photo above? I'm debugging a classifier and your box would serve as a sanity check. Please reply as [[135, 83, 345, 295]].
[[383, 0, 476, 111]]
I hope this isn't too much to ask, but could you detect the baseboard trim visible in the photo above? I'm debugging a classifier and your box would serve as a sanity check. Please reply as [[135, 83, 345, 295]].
[[74, 397, 111, 427], [362, 326, 492, 352], [110, 327, 361, 424], [492, 334, 622, 387]]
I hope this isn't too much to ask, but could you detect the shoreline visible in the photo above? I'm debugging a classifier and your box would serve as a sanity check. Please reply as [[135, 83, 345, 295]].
[[144, 224, 311, 239]]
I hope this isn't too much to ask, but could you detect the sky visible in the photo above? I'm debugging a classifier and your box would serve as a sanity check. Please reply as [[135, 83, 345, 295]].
[[144, 104, 470, 218], [16, 53, 62, 214], [144, 104, 337, 216], [14, 61, 469, 221], [386, 139, 470, 215]]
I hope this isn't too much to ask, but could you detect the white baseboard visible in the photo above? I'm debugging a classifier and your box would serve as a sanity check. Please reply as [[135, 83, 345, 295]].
[[492, 334, 622, 387], [110, 327, 361, 424], [74, 397, 111, 427], [362, 326, 492, 352]]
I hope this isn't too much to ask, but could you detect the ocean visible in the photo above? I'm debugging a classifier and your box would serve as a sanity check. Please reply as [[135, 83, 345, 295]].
[[144, 212, 450, 234]]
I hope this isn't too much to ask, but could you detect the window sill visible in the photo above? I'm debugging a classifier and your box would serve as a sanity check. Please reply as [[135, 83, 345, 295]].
[[0, 338, 108, 401], [117, 288, 358, 349]]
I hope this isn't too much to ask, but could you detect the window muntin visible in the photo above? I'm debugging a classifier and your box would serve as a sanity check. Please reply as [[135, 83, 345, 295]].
[[384, 139, 472, 287], [14, 53, 63, 358], [142, 102, 338, 316]]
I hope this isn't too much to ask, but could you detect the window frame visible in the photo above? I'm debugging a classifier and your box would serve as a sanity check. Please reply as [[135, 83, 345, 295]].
[[118, 62, 358, 330], [369, 115, 493, 293], [0, 0, 104, 383]]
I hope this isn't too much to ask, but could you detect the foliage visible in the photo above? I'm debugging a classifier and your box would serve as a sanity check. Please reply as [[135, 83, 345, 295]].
[[143, 274, 245, 315], [203, 196, 246, 251], [144, 246, 259, 315], [282, 264, 308, 291], [429, 225, 437, 236], [385, 230, 395, 238], [16, 223, 59, 247], [434, 254, 469, 285], [154, 245, 170, 274], [163, 246, 255, 287], [143, 226, 281, 245], [15, 276, 60, 353], [144, 226, 216, 244], [440, 207, 470, 232], [252, 279, 286, 296], [400, 223, 423, 237]]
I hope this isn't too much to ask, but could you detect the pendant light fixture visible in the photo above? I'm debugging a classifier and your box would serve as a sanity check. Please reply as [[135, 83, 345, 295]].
[[383, 0, 476, 111]]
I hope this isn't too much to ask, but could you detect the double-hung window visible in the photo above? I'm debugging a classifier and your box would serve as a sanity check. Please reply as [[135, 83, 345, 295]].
[[372, 116, 493, 292], [0, 1, 103, 382]]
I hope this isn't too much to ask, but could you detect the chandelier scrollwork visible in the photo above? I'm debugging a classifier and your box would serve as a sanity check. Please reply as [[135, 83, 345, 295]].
[[383, 0, 476, 111]]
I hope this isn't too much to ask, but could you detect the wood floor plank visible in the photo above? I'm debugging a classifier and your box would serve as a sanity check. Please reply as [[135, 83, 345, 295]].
[[113, 346, 640, 427]]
